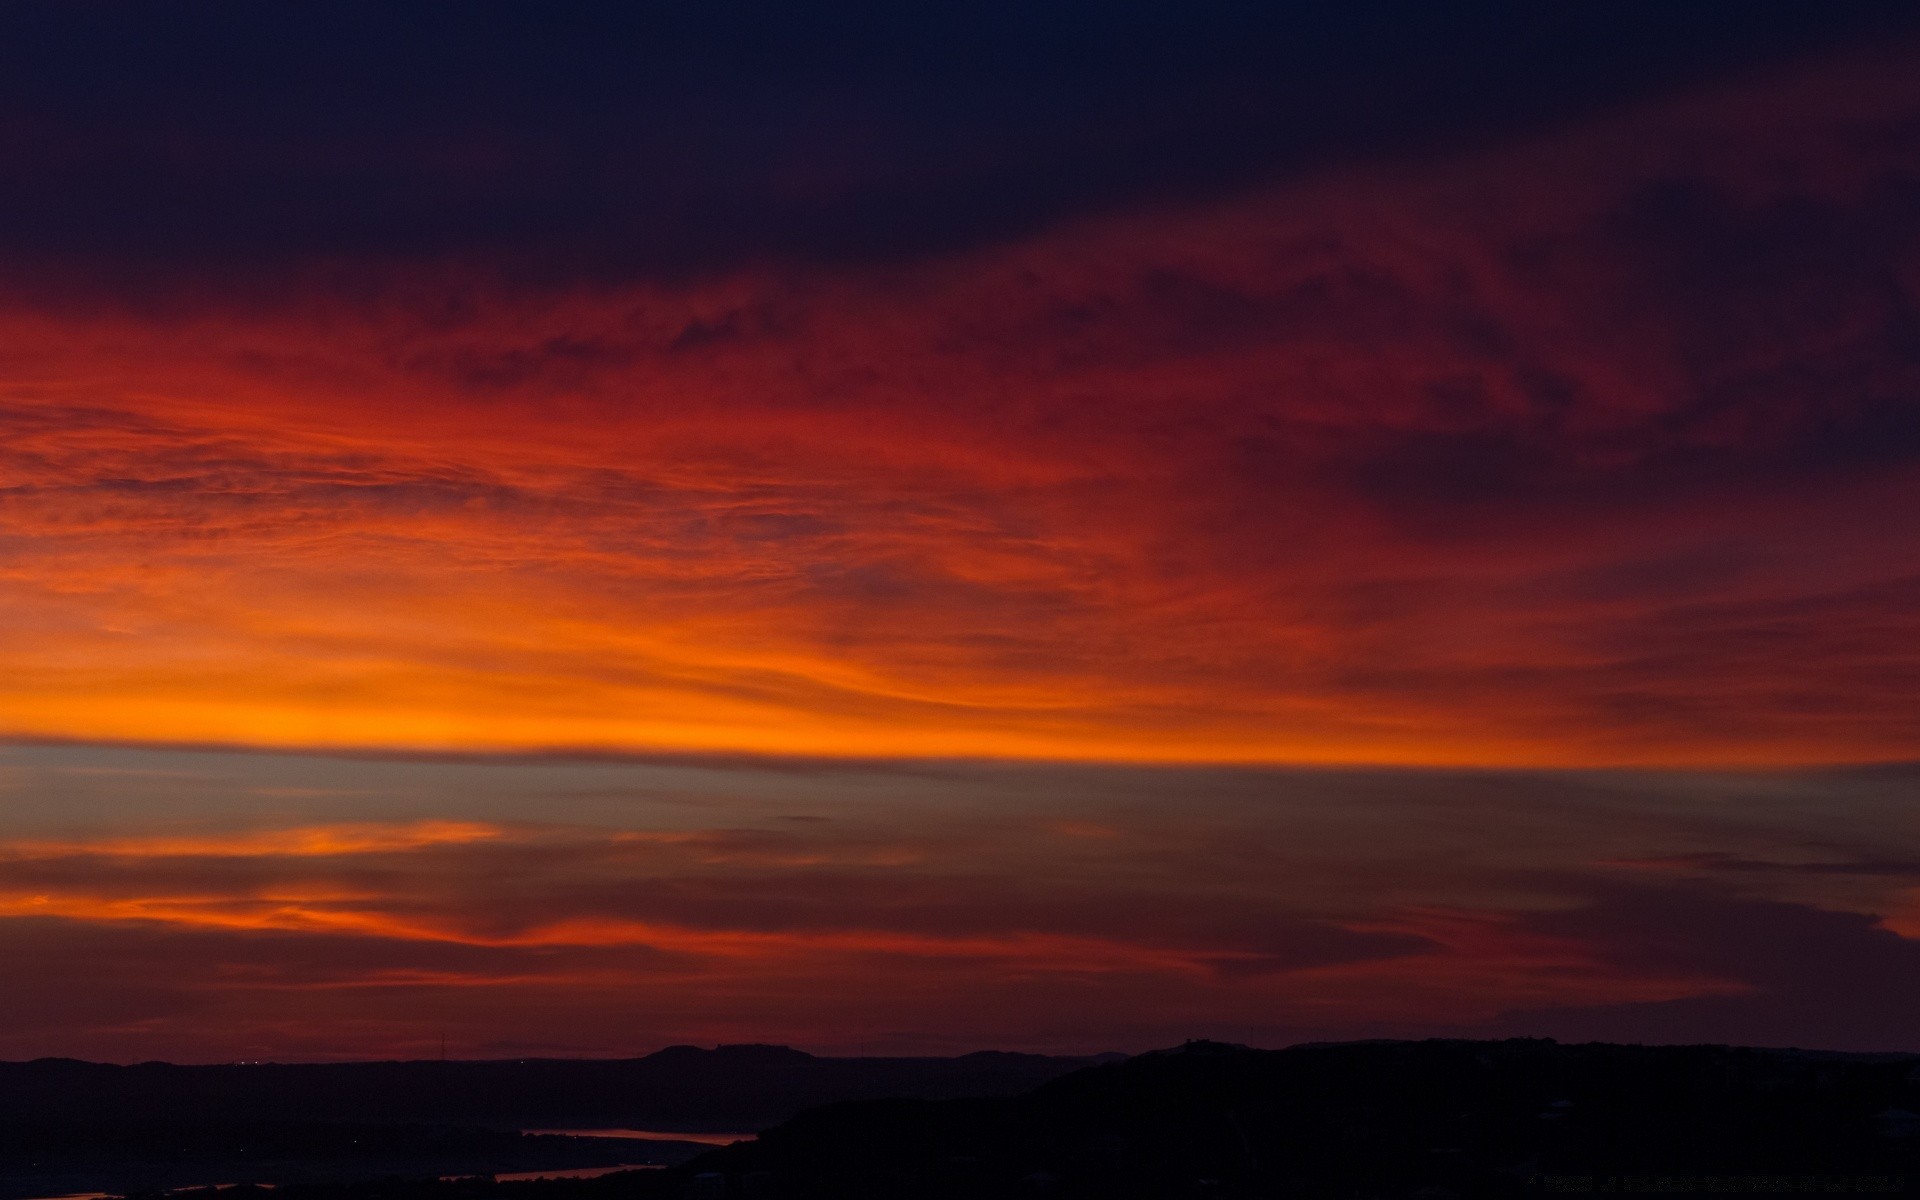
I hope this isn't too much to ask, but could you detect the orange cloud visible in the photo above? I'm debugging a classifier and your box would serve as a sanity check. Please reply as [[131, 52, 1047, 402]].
[[2, 762, 1916, 1061], [0, 821, 503, 860], [0, 818, 1347, 975], [0, 883, 1213, 971], [2, 47, 1919, 772]]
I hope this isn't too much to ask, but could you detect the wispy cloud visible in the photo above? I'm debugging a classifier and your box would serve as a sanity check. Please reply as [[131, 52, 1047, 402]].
[[3, 46, 1920, 767], [2, 757, 1915, 1060], [0, 820, 503, 860]]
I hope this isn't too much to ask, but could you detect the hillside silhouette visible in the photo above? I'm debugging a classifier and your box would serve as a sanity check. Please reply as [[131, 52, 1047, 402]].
[[0, 1044, 1098, 1131], [669, 1038, 1920, 1197], [15, 1039, 1920, 1199], [0, 1045, 1101, 1199]]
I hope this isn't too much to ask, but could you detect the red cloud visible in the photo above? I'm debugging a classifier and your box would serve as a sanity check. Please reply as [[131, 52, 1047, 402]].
[[1, 46, 1918, 770], [0, 813, 1729, 1059], [0, 753, 1915, 1060]]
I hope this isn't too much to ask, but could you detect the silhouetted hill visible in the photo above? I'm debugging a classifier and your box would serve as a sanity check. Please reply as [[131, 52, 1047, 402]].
[[0, 1044, 1098, 1131], [0, 1045, 1102, 1200], [24, 1040, 1920, 1199], [667, 1038, 1920, 1197]]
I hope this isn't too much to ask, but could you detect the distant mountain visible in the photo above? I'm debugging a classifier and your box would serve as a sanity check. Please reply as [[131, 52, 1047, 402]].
[[20, 1039, 1920, 1199], [665, 1038, 1920, 1198], [0, 1044, 1103, 1200], [0, 1044, 1100, 1131]]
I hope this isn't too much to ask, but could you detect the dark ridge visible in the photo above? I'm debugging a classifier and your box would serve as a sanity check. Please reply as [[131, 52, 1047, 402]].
[[0, 1044, 1097, 1130], [0, 1045, 1099, 1200], [667, 1038, 1920, 1198], [17, 1039, 1920, 1198]]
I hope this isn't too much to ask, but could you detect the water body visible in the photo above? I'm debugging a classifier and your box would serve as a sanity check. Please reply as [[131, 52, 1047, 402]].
[[488, 1166, 663, 1182], [521, 1129, 753, 1147]]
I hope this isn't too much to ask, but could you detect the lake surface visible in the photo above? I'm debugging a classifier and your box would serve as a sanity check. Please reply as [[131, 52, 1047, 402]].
[[522, 1129, 754, 1146], [488, 1166, 662, 1182]]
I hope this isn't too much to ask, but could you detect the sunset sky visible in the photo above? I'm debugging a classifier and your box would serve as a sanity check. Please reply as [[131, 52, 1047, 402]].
[[5, 2, 1920, 1061]]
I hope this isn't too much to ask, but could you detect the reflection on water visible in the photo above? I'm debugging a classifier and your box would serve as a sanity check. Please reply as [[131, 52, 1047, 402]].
[[486, 1166, 663, 1182], [522, 1129, 753, 1146]]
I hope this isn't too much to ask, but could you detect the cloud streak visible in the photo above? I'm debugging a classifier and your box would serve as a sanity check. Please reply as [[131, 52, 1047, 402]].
[[0, 820, 502, 860], [3, 12, 1919, 1062], [2, 753, 1916, 1059], [4, 43, 1920, 765]]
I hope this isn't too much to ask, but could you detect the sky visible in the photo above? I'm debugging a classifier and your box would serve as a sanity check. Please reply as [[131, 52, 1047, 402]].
[[3, 1, 1920, 1061]]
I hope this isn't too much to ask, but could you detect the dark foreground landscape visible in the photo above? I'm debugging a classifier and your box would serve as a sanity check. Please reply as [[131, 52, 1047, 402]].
[[6, 1040, 1918, 1199], [0, 1045, 1097, 1198]]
